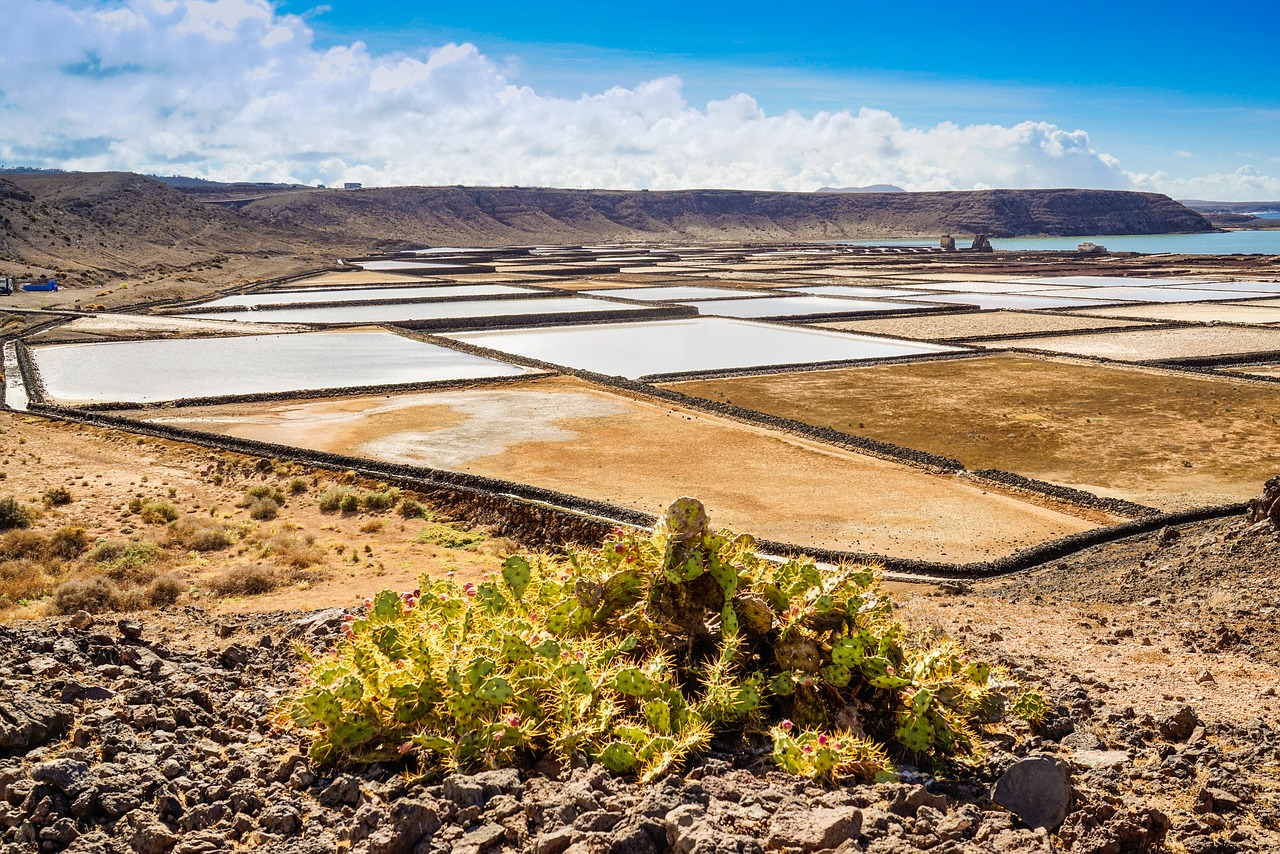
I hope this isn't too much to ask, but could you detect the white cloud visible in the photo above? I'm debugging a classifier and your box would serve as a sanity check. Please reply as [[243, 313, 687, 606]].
[[1127, 165, 1280, 201], [0, 0, 1243, 197]]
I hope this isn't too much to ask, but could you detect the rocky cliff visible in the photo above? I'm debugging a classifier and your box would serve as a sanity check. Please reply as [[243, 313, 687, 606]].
[[0, 173, 1213, 284], [239, 186, 1212, 245]]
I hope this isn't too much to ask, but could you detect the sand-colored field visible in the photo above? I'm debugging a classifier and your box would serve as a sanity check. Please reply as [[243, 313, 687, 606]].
[[1075, 302, 1280, 325], [663, 354, 1280, 510], [981, 326, 1280, 361], [30, 312, 305, 342], [815, 311, 1151, 341], [283, 271, 450, 287], [134, 376, 1114, 562]]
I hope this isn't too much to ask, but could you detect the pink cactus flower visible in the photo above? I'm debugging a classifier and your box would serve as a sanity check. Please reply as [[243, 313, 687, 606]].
[[817, 734, 828, 747], [398, 741, 413, 755], [507, 714, 521, 727], [780, 719, 794, 732]]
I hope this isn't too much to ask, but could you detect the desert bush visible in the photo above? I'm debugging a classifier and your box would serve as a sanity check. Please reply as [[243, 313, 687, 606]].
[[415, 522, 487, 549], [87, 539, 162, 581], [43, 486, 73, 507], [359, 487, 401, 512], [247, 497, 279, 521], [244, 484, 285, 504], [288, 478, 308, 495], [0, 529, 49, 560], [0, 558, 54, 609], [399, 498, 430, 520], [256, 529, 323, 569], [147, 574, 184, 607], [170, 517, 235, 552], [0, 496, 33, 530], [318, 487, 351, 513], [208, 565, 280, 597], [288, 499, 1047, 782], [48, 526, 90, 559], [52, 576, 121, 614], [139, 500, 179, 524]]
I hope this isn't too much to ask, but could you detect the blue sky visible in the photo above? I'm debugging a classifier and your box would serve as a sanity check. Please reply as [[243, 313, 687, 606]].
[[3, 0, 1278, 198]]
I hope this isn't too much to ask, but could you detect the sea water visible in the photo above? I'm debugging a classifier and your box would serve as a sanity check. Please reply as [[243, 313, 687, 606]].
[[839, 231, 1280, 255]]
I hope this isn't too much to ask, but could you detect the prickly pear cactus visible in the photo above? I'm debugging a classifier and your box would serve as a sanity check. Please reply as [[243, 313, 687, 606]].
[[285, 497, 1046, 781]]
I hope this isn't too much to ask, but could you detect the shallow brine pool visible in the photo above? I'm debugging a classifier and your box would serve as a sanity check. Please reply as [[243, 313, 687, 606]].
[[191, 284, 543, 309], [30, 330, 527, 404], [180, 296, 650, 325], [445, 317, 960, 379], [682, 295, 926, 318], [580, 286, 774, 301]]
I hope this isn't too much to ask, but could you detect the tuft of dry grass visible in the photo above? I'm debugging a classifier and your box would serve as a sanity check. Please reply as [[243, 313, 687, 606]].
[[207, 565, 281, 598]]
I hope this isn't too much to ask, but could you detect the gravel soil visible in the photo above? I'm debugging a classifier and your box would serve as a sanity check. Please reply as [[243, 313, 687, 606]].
[[3, 513, 1279, 854]]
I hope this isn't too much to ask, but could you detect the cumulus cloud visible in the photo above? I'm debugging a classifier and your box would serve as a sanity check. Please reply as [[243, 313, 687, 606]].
[[0, 0, 1205, 195], [1127, 165, 1280, 201]]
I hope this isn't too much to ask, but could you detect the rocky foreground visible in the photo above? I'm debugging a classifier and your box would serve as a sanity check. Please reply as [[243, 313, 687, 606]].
[[2, 581, 1275, 854]]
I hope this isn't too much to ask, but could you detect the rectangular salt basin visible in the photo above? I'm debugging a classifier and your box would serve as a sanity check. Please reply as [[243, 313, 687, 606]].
[[781, 285, 930, 298], [979, 326, 1280, 362], [1170, 281, 1280, 294], [31, 330, 527, 404], [181, 296, 650, 325], [902, 281, 1073, 294], [1012, 276, 1212, 287], [193, 284, 545, 309], [681, 295, 926, 318], [894, 293, 1120, 310], [445, 317, 960, 379], [1075, 303, 1280, 325], [1035, 287, 1266, 304], [357, 260, 469, 272], [580, 286, 774, 301]]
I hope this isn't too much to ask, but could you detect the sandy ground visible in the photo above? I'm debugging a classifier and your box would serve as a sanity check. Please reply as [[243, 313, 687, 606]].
[[815, 310, 1152, 341], [981, 325, 1280, 361], [0, 409, 503, 620], [127, 375, 1115, 562], [29, 312, 305, 341], [664, 354, 1280, 510], [1076, 302, 1280, 325]]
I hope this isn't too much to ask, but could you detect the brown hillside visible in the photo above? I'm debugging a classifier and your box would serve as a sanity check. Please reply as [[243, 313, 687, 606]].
[[0, 172, 357, 291], [238, 185, 1212, 245]]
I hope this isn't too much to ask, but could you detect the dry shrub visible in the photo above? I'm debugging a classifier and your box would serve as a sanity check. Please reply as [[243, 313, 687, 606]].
[[247, 497, 279, 521], [208, 565, 280, 597], [0, 559, 55, 609], [43, 486, 73, 507], [139, 500, 179, 524], [147, 573, 184, 607], [0, 530, 50, 560], [257, 529, 324, 569], [87, 539, 163, 583], [244, 484, 285, 504], [399, 498, 430, 520], [0, 496, 34, 530], [48, 526, 89, 560], [52, 576, 121, 614], [170, 517, 236, 552]]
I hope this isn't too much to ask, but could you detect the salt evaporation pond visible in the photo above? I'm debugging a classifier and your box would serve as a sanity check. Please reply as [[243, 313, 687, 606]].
[[682, 295, 925, 318], [446, 317, 960, 379], [580, 286, 774, 301], [192, 284, 543, 309], [782, 285, 930, 298], [895, 293, 1120, 311], [1036, 286, 1270, 304], [30, 330, 527, 404], [181, 296, 649, 325]]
